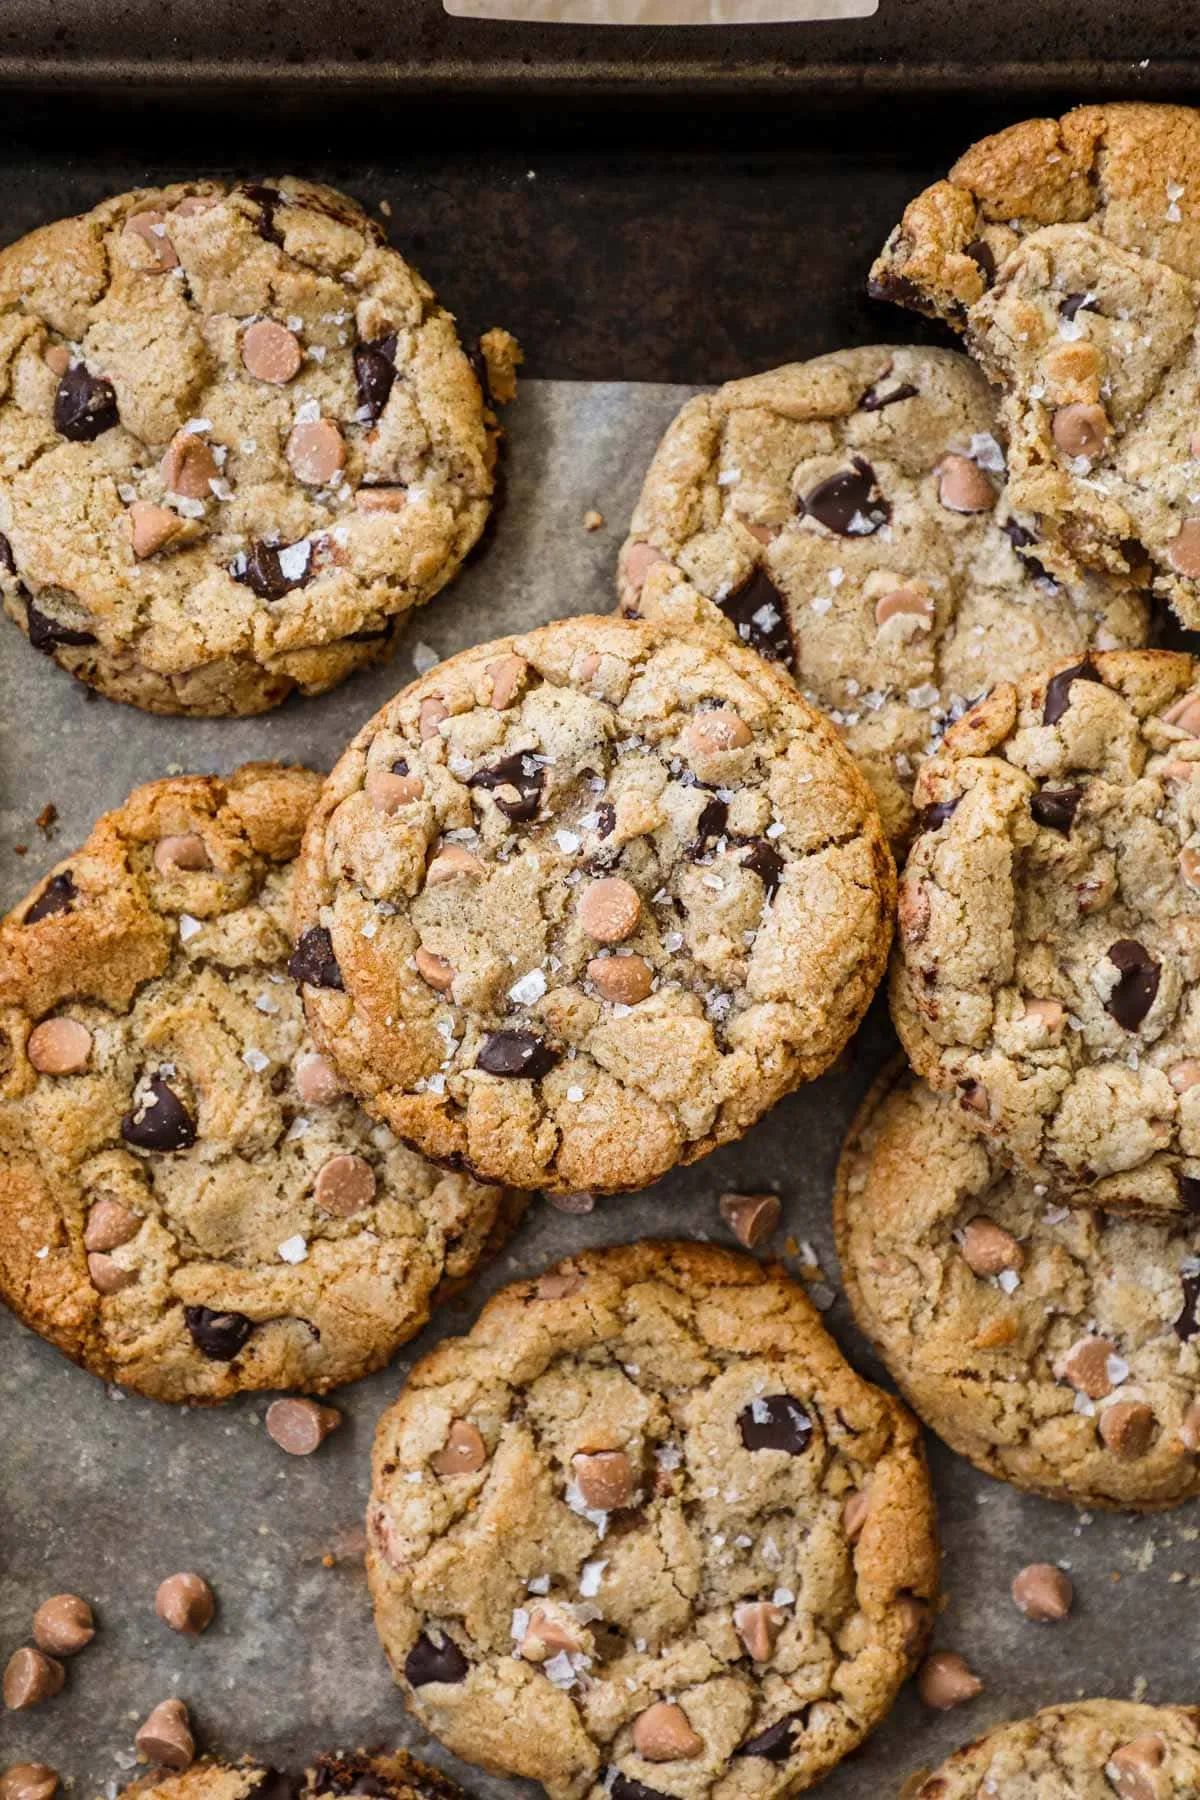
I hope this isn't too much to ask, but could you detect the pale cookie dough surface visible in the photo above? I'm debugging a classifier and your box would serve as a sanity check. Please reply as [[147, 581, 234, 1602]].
[[617, 348, 1146, 846], [366, 1241, 939, 1800], [122, 1752, 466, 1800], [835, 1065, 1200, 1509], [0, 763, 521, 1404], [911, 1700, 1200, 1800], [870, 103, 1200, 627], [291, 613, 896, 1195], [891, 649, 1200, 1217], [0, 179, 500, 715]]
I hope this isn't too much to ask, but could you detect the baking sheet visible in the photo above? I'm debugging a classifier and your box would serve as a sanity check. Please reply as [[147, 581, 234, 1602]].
[[1, 379, 1198, 1793]]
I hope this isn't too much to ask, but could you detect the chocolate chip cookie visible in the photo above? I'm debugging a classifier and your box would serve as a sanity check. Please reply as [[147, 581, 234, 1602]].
[[366, 1241, 939, 1800], [126, 1752, 467, 1800], [618, 347, 1146, 845], [871, 104, 1200, 626], [0, 180, 506, 715], [910, 1700, 1200, 1800], [836, 1064, 1200, 1509], [0, 763, 521, 1403], [291, 613, 895, 1195], [891, 649, 1200, 1217]]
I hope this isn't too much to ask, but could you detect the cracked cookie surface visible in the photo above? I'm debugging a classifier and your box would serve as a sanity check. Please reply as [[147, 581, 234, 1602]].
[[891, 649, 1200, 1217], [618, 347, 1146, 846], [0, 179, 500, 715], [0, 763, 520, 1403], [870, 103, 1200, 626], [291, 613, 895, 1195], [911, 1700, 1200, 1800], [126, 1751, 467, 1800], [835, 1064, 1200, 1509], [366, 1240, 939, 1800]]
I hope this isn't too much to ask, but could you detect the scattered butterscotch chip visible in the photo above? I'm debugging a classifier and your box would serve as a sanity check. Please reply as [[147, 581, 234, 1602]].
[[718, 1191, 781, 1249], [917, 1650, 982, 1710], [1012, 1563, 1074, 1621], [584, 510, 604, 532], [31, 1593, 94, 1656], [155, 1572, 215, 1635], [0, 1767, 58, 1800], [135, 1697, 195, 1770], [266, 1396, 342, 1456], [2, 1648, 64, 1710]]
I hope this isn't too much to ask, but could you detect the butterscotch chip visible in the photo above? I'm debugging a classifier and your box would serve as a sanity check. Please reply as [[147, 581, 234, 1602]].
[[577, 877, 641, 944], [875, 587, 934, 625], [936, 454, 994, 513], [287, 419, 346, 486], [1109, 1736, 1168, 1800], [426, 845, 483, 885], [1052, 403, 1109, 460], [355, 485, 408, 512], [484, 654, 528, 710], [125, 210, 179, 270], [2, 1648, 64, 1710], [632, 1702, 703, 1761], [1099, 1400, 1157, 1458], [129, 502, 184, 559], [1058, 1335, 1118, 1399], [365, 770, 424, 813], [0, 1767, 57, 1800], [83, 1199, 139, 1251], [686, 708, 752, 755], [154, 832, 210, 873], [1170, 520, 1200, 580], [294, 1052, 346, 1105], [265, 1396, 342, 1455], [414, 947, 455, 992], [314, 1153, 376, 1216], [241, 319, 303, 384], [917, 1650, 981, 1710], [87, 1251, 136, 1294], [430, 1419, 487, 1476], [572, 1448, 633, 1510], [584, 953, 651, 1005], [521, 1606, 582, 1659], [960, 1217, 1024, 1276], [733, 1598, 785, 1661], [842, 1488, 871, 1541], [718, 1191, 780, 1249], [41, 344, 70, 376], [134, 1697, 195, 1770], [26, 1018, 92, 1076], [31, 1594, 94, 1656], [161, 431, 219, 500], [1011, 1563, 1073, 1621], [155, 1572, 215, 1635]]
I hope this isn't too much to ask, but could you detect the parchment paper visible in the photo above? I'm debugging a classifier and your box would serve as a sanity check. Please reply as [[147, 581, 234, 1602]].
[[1, 382, 1197, 1794]]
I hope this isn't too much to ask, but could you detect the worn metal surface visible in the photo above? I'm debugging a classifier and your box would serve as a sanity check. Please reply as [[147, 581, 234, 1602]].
[[1, 380, 1198, 1793]]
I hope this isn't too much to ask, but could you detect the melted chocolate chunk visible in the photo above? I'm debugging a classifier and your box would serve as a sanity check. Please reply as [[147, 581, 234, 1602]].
[[610, 1778, 671, 1800], [0, 532, 14, 574], [255, 1773, 302, 1800], [1103, 940, 1161, 1032], [233, 540, 312, 602], [185, 1305, 254, 1361], [1175, 1270, 1200, 1341], [121, 1075, 197, 1152], [741, 839, 784, 899], [288, 927, 344, 990], [53, 364, 119, 442], [26, 596, 97, 653], [737, 1712, 807, 1762], [404, 1632, 469, 1687], [241, 182, 285, 246], [24, 870, 76, 924], [859, 379, 919, 412], [476, 1030, 560, 1079], [799, 457, 890, 537], [1043, 658, 1103, 726], [469, 751, 544, 822], [1001, 517, 1055, 586], [866, 270, 934, 314], [1031, 787, 1084, 833], [689, 796, 729, 860], [595, 801, 616, 839], [919, 799, 959, 832], [1179, 1173, 1200, 1213], [1061, 291, 1098, 322], [354, 333, 398, 422], [718, 566, 794, 668], [965, 238, 996, 282], [738, 1393, 813, 1454]]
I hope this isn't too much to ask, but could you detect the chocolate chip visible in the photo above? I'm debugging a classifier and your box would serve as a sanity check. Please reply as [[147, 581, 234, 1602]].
[[738, 1394, 813, 1454], [799, 457, 890, 537], [26, 596, 97, 653], [689, 796, 729, 859], [121, 1075, 197, 1152], [609, 1777, 671, 1800], [0, 532, 15, 574], [288, 927, 344, 990], [254, 1772, 302, 1800], [1104, 940, 1161, 1032], [866, 270, 933, 313], [717, 567, 795, 668], [184, 1305, 254, 1361], [595, 801, 616, 839], [233, 540, 311, 601], [1043, 658, 1103, 726], [965, 239, 996, 281], [53, 364, 118, 442], [404, 1632, 469, 1687], [737, 1712, 807, 1761], [354, 334, 398, 422], [24, 871, 76, 924], [920, 799, 959, 831], [740, 840, 783, 899], [1001, 517, 1055, 586], [859, 379, 919, 412], [476, 1030, 560, 1079], [1178, 1173, 1200, 1212], [469, 751, 544, 822], [1061, 291, 1098, 322], [1031, 787, 1084, 833], [1175, 1271, 1200, 1341], [240, 182, 284, 246]]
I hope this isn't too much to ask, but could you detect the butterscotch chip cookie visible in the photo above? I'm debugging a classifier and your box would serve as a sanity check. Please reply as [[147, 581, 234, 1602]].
[[618, 348, 1146, 845], [909, 1700, 1200, 1800], [890, 649, 1200, 1216], [0, 179, 502, 715], [121, 1752, 467, 1800], [836, 1064, 1200, 1509], [870, 103, 1200, 627], [291, 613, 895, 1195], [366, 1241, 939, 1800], [0, 764, 521, 1403]]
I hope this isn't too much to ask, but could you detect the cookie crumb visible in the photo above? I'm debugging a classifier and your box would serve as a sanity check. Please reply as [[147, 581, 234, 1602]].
[[584, 510, 604, 532], [479, 327, 523, 406], [35, 805, 56, 837]]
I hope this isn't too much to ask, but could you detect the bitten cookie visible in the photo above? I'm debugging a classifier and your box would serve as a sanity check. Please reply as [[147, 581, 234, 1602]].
[[290, 613, 895, 1195], [618, 347, 1146, 845], [0, 179, 508, 715], [891, 649, 1200, 1217], [0, 764, 521, 1403], [871, 103, 1200, 626], [123, 1752, 467, 1800], [909, 1700, 1200, 1800], [366, 1241, 939, 1800], [835, 1064, 1200, 1509]]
